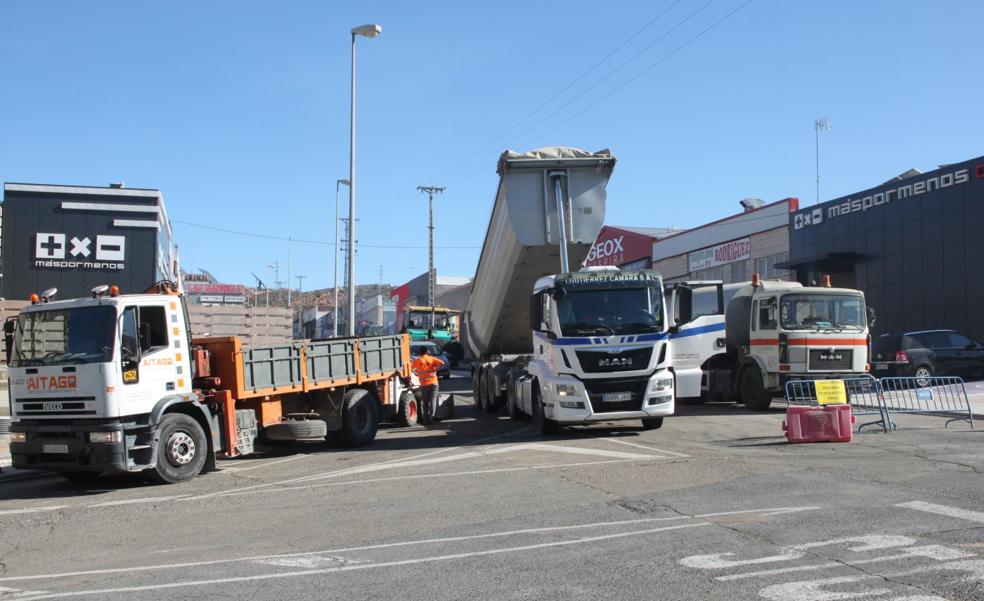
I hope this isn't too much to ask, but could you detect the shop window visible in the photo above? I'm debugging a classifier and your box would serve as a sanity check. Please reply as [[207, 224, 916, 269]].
[[754, 253, 790, 280]]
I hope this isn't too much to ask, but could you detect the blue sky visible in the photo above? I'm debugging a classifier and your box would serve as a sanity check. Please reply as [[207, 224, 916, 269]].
[[2, 1, 983, 290]]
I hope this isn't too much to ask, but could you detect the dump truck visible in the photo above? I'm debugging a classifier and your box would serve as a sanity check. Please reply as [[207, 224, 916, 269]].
[[669, 275, 870, 409], [4, 283, 414, 483], [465, 147, 679, 433]]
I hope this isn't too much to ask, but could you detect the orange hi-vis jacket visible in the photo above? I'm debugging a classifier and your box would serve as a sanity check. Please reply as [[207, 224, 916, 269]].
[[412, 355, 444, 387]]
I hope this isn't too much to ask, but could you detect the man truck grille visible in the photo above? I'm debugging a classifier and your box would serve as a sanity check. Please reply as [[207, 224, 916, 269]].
[[808, 349, 853, 371], [581, 377, 648, 412], [576, 347, 653, 373]]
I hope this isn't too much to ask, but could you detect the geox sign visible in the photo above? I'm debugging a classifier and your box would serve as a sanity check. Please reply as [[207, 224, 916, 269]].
[[793, 168, 972, 230]]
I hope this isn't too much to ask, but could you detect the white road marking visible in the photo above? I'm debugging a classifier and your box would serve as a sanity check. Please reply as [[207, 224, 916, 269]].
[[682, 536, 917, 570], [896, 501, 984, 524], [601, 436, 690, 458], [717, 546, 974, 581], [185, 441, 667, 501], [218, 454, 311, 473], [758, 575, 888, 601], [88, 496, 188, 508], [0, 586, 48, 599], [11, 523, 713, 600], [0, 506, 815, 584], [183, 446, 461, 500], [0, 506, 66, 517], [253, 555, 363, 569]]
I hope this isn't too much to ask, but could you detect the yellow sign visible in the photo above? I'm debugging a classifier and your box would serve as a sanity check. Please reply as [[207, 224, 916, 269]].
[[814, 380, 847, 405], [123, 369, 139, 384]]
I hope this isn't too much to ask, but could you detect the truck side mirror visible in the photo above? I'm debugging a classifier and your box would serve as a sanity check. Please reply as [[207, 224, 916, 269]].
[[676, 286, 693, 325], [529, 294, 543, 332], [3, 318, 15, 366]]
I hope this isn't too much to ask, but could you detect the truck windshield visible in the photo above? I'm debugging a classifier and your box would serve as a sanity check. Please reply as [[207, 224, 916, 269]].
[[557, 287, 663, 336], [408, 311, 449, 329], [780, 294, 866, 331], [12, 306, 116, 367]]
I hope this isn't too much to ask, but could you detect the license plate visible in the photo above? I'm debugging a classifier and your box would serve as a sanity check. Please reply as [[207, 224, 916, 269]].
[[874, 362, 888, 370], [602, 392, 633, 403], [43, 443, 69, 454]]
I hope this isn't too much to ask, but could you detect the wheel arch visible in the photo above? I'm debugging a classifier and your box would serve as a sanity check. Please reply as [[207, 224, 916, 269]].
[[151, 396, 216, 473]]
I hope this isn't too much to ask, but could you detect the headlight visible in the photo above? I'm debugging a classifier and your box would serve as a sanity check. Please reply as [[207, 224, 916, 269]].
[[558, 400, 585, 409], [649, 377, 674, 393], [10, 432, 27, 443], [89, 431, 122, 444], [556, 383, 579, 396]]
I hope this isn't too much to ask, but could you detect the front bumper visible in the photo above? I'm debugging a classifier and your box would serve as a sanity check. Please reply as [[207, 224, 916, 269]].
[[10, 419, 131, 473], [542, 371, 675, 424]]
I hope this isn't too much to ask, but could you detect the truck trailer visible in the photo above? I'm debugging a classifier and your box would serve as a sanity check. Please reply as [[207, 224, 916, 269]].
[[5, 283, 414, 483], [466, 148, 681, 433]]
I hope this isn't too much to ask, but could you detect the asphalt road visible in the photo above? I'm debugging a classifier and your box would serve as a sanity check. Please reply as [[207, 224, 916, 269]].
[[1, 371, 983, 601]]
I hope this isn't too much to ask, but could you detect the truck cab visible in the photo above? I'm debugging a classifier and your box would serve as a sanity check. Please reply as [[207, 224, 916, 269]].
[[516, 268, 675, 430], [6, 286, 205, 480], [671, 276, 870, 410], [402, 305, 459, 345]]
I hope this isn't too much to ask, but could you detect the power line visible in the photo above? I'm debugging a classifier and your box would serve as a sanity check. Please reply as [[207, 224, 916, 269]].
[[171, 219, 480, 249], [516, 0, 756, 148], [435, 0, 732, 193], [428, 0, 689, 184]]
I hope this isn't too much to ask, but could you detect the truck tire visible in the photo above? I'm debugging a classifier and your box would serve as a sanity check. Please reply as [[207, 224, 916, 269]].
[[641, 417, 664, 430], [398, 391, 419, 427], [739, 368, 773, 412], [263, 419, 328, 441], [506, 374, 523, 420], [534, 385, 560, 434], [150, 413, 208, 484], [339, 389, 379, 447], [472, 366, 484, 409], [482, 367, 496, 412]]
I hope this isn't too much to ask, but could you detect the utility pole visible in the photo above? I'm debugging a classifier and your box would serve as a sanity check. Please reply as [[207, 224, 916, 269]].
[[417, 185, 445, 328], [287, 237, 293, 307], [294, 274, 306, 339], [268, 260, 280, 306], [814, 118, 831, 205], [339, 218, 358, 334]]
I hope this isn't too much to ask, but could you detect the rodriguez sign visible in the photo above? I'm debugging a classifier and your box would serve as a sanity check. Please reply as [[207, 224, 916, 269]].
[[688, 238, 750, 272]]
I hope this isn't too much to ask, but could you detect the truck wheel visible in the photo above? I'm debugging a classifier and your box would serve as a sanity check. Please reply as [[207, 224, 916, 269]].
[[739, 368, 773, 412], [151, 413, 208, 484], [57, 471, 102, 484], [483, 367, 500, 413], [473, 366, 484, 409], [398, 391, 419, 427], [339, 389, 379, 447], [534, 386, 559, 434], [263, 419, 328, 441], [506, 376, 523, 421], [641, 417, 664, 430]]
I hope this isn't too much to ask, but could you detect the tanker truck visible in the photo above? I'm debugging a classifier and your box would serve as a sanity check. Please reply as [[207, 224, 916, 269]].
[[465, 147, 685, 433]]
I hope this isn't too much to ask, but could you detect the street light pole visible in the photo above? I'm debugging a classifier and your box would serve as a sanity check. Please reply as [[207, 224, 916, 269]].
[[334, 179, 349, 337], [348, 23, 382, 337]]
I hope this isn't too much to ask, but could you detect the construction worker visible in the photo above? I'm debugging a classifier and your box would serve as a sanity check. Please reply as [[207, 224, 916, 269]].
[[411, 346, 445, 424]]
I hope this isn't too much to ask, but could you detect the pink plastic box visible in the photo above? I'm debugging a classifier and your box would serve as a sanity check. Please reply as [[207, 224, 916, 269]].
[[782, 405, 855, 443]]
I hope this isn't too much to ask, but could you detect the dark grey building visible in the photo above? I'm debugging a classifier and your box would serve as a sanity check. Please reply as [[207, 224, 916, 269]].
[[1, 183, 178, 299], [783, 155, 984, 341]]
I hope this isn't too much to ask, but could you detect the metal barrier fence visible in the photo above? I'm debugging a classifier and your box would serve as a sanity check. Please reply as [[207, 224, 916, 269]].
[[784, 375, 890, 433], [879, 376, 974, 430], [784, 375, 976, 432]]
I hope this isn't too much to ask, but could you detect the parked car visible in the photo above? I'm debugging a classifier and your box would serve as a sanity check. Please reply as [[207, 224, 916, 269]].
[[871, 329, 984, 383], [410, 342, 452, 379]]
